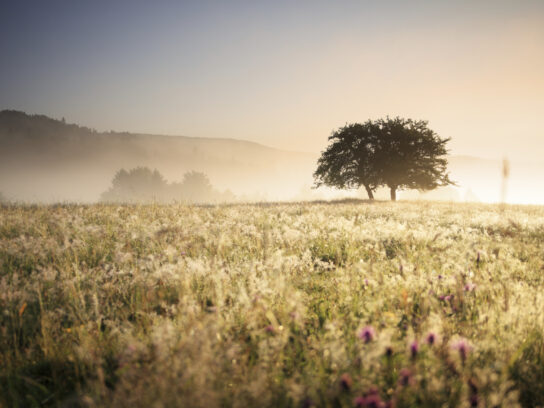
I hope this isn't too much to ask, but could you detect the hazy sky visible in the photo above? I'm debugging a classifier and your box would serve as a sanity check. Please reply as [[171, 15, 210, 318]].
[[2, 0, 543, 161]]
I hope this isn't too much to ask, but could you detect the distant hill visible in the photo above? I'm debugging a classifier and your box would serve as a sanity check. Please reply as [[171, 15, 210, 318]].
[[0, 110, 316, 202], [1, 110, 542, 204]]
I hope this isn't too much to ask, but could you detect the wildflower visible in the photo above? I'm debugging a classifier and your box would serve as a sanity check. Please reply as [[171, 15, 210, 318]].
[[362, 394, 383, 408], [469, 394, 479, 407], [398, 368, 412, 387], [354, 388, 383, 408], [410, 340, 419, 359], [265, 325, 275, 334], [425, 332, 437, 346], [438, 274, 443, 280], [340, 373, 353, 391], [464, 283, 476, 292], [358, 326, 376, 343], [451, 338, 471, 362], [353, 396, 366, 407], [438, 294, 454, 302], [385, 346, 393, 358]]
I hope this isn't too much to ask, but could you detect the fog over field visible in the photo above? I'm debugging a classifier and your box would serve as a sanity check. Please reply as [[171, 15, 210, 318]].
[[0, 110, 543, 204]]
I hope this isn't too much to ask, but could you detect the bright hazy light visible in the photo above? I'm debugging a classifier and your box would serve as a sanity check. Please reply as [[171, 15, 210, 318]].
[[0, 1, 543, 204]]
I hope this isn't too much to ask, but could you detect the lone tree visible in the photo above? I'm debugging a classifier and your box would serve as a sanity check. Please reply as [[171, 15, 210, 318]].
[[314, 117, 454, 201], [313, 123, 381, 200]]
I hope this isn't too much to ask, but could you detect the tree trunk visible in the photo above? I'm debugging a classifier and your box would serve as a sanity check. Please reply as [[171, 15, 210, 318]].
[[390, 187, 397, 201], [364, 185, 374, 200]]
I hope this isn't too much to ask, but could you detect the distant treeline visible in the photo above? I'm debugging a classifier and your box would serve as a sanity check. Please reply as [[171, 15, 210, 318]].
[[101, 167, 235, 203]]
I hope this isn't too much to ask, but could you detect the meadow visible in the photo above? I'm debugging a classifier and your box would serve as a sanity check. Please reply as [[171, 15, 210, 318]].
[[1, 201, 543, 407]]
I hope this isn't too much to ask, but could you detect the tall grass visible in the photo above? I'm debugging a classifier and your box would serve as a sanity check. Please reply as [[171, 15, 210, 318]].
[[1, 201, 543, 407]]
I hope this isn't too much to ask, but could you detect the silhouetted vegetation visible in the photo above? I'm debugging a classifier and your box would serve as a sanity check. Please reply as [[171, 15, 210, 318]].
[[314, 117, 454, 200], [100, 167, 235, 203]]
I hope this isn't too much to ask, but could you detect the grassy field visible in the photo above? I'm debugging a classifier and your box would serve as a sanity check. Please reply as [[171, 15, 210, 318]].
[[1, 201, 544, 407]]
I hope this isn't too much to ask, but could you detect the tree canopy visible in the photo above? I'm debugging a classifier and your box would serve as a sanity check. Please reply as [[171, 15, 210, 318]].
[[101, 167, 168, 203], [100, 167, 235, 203], [314, 117, 454, 200]]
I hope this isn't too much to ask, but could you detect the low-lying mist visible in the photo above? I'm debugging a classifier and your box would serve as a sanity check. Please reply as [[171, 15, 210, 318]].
[[1, 111, 543, 205]]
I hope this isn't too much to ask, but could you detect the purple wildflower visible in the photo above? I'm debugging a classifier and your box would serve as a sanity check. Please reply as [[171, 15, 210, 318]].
[[354, 391, 383, 408], [410, 340, 419, 359], [265, 325, 275, 334], [340, 373, 353, 391], [362, 394, 383, 408], [385, 346, 393, 358], [464, 283, 476, 292], [452, 338, 471, 362], [358, 326, 376, 343], [353, 396, 366, 407], [425, 332, 437, 346], [398, 368, 412, 387]]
